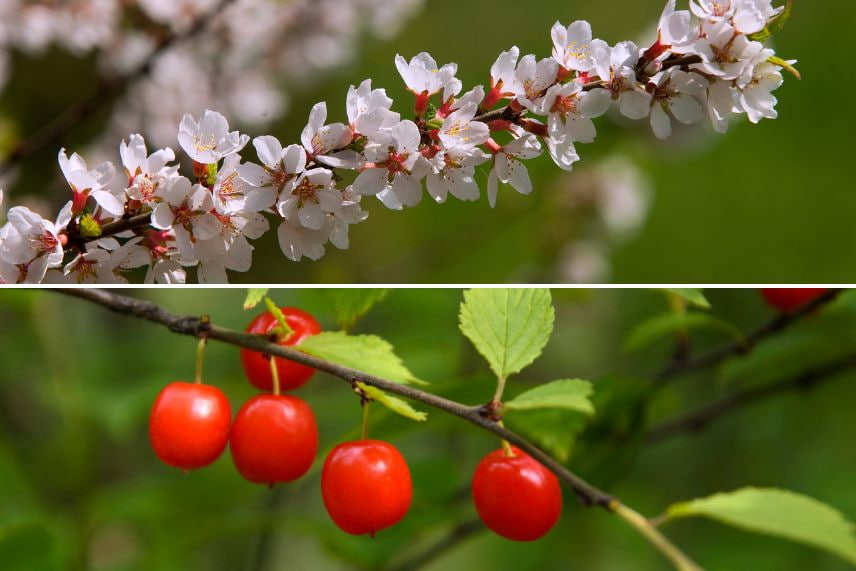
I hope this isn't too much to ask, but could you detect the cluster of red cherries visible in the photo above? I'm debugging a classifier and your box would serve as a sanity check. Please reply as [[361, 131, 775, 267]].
[[148, 307, 561, 541], [148, 290, 825, 540]]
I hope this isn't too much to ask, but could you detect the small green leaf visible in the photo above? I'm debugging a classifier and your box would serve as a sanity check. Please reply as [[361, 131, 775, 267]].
[[661, 288, 711, 309], [299, 331, 425, 386], [459, 288, 554, 380], [243, 288, 269, 310], [205, 162, 218, 186], [506, 409, 588, 463], [769, 56, 801, 80], [327, 289, 389, 331], [666, 487, 856, 566], [78, 213, 102, 239], [625, 312, 744, 352], [264, 297, 294, 338], [504, 379, 595, 415], [748, 0, 792, 42], [356, 382, 427, 422]]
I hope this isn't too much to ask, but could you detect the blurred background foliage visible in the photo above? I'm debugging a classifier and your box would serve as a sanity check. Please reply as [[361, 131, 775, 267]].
[[0, 288, 855, 570], [1, 0, 853, 283]]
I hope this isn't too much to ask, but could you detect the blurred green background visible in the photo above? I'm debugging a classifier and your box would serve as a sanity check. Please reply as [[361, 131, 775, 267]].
[[2, 0, 853, 283], [1, 288, 854, 570]]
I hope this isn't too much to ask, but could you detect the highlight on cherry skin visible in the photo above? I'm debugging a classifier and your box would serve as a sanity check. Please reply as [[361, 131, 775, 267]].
[[148, 381, 232, 471], [240, 307, 322, 392], [472, 446, 563, 542], [230, 393, 319, 485], [760, 288, 829, 313], [321, 439, 413, 537]]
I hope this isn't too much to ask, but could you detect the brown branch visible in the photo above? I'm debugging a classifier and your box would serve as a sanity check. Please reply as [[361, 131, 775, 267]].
[[55, 287, 614, 508], [0, 0, 238, 177], [656, 289, 845, 382], [647, 353, 856, 444], [67, 212, 154, 246]]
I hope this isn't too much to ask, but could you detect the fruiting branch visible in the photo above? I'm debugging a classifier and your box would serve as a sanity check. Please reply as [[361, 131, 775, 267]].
[[648, 353, 856, 443], [656, 289, 844, 381], [55, 287, 699, 570]]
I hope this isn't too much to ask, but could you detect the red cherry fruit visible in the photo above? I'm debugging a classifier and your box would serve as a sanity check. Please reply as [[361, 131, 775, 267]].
[[321, 440, 413, 536], [230, 394, 318, 484], [760, 288, 828, 313], [472, 446, 562, 542], [241, 307, 321, 392], [149, 382, 231, 471]]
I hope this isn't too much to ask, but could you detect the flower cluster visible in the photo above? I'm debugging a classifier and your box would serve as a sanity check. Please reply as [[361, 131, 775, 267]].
[[0, 0, 422, 152], [0, 0, 796, 284]]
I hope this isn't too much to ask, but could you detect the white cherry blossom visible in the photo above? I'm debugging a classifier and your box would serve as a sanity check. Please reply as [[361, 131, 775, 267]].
[[151, 177, 220, 250], [120, 134, 179, 205], [354, 120, 428, 210], [649, 69, 710, 139], [212, 155, 275, 215], [395, 52, 457, 96], [239, 136, 307, 196], [178, 109, 249, 165], [593, 41, 653, 120], [58, 149, 123, 216], [277, 168, 342, 230], [426, 147, 490, 204], [738, 60, 783, 123], [301, 102, 358, 168], [438, 103, 490, 151], [487, 135, 542, 208], [551, 20, 604, 73], [513, 55, 559, 111]]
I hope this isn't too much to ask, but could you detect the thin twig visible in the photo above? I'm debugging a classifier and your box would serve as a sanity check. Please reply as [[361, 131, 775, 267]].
[[0, 0, 238, 176], [656, 289, 845, 382], [648, 353, 856, 444], [385, 519, 484, 571], [53, 288, 701, 570]]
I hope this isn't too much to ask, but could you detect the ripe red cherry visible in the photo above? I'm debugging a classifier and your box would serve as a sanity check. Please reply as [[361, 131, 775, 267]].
[[472, 446, 562, 542], [240, 307, 321, 392], [760, 288, 828, 313], [321, 440, 413, 536], [149, 382, 231, 471], [230, 394, 318, 485]]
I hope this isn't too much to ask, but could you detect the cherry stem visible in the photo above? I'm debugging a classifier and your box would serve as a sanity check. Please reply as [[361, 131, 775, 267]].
[[269, 355, 281, 396], [497, 420, 515, 457], [361, 401, 371, 441], [194, 335, 206, 384]]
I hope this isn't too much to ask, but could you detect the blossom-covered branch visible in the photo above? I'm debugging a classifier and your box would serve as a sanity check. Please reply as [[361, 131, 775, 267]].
[[0, 0, 798, 283]]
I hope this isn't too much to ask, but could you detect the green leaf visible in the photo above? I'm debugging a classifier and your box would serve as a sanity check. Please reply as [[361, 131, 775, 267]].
[[243, 288, 269, 310], [327, 289, 389, 330], [625, 312, 744, 352], [769, 56, 801, 80], [264, 297, 294, 338], [504, 379, 594, 415], [459, 288, 554, 380], [666, 487, 856, 566], [661, 288, 711, 309], [506, 409, 588, 463], [78, 213, 102, 239], [749, 0, 793, 41], [356, 382, 427, 422], [299, 331, 425, 386]]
